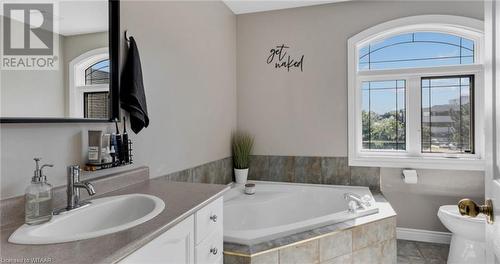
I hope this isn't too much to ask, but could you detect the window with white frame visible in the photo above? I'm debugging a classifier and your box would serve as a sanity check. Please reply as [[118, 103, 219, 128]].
[[82, 59, 110, 118], [348, 15, 485, 170], [68, 47, 110, 118]]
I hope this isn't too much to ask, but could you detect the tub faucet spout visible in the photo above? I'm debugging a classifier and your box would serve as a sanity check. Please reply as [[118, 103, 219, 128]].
[[344, 192, 371, 212]]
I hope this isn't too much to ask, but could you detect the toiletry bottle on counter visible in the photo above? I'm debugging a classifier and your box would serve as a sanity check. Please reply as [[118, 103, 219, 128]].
[[114, 119, 123, 164], [25, 158, 54, 225], [122, 117, 130, 163], [110, 134, 118, 164], [88, 130, 103, 164]]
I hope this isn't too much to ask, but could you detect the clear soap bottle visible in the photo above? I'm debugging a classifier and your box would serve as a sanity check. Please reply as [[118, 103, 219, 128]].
[[25, 158, 54, 225]]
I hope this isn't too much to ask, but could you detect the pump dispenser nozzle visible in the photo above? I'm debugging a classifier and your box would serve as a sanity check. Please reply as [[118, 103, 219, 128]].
[[32, 158, 54, 182]]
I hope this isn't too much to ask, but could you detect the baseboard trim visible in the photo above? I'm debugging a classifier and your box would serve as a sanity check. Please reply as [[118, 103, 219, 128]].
[[396, 227, 452, 244]]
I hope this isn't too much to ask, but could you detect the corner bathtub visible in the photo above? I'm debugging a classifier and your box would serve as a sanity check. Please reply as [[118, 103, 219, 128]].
[[223, 181, 379, 245]]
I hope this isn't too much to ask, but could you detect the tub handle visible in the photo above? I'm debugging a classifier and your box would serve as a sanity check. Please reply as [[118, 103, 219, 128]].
[[210, 247, 218, 255], [210, 214, 218, 223]]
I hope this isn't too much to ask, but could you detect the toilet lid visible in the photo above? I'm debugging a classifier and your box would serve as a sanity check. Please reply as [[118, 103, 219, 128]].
[[438, 205, 486, 223]]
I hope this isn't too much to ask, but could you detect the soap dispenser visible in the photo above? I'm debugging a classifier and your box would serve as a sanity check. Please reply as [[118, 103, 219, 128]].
[[25, 158, 54, 225]]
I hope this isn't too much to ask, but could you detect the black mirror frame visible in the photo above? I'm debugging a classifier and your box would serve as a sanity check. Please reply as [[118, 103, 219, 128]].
[[1, 0, 120, 123]]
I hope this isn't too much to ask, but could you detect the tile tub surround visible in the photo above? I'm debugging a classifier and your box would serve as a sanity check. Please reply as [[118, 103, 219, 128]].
[[224, 217, 396, 264], [162, 156, 379, 191], [223, 193, 397, 264], [164, 157, 233, 185], [0, 178, 230, 264], [248, 156, 380, 191]]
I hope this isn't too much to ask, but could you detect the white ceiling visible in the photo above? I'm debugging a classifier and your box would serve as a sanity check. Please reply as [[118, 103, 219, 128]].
[[2, 0, 108, 36], [223, 0, 349, 15], [59, 1, 108, 36]]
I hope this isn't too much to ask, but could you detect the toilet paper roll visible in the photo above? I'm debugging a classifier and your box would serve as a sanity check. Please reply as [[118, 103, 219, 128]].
[[402, 169, 418, 184]]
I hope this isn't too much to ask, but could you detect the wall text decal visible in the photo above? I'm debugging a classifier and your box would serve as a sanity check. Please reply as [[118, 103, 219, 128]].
[[266, 44, 304, 72]]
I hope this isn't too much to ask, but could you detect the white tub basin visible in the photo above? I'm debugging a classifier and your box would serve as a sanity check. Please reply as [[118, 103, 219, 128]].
[[224, 181, 379, 245], [9, 194, 165, 245]]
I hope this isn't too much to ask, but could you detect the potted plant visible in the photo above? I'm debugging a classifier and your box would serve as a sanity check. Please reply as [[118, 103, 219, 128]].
[[231, 131, 254, 184]]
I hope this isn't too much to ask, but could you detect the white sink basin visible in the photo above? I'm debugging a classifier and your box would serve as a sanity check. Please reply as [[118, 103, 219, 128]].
[[9, 194, 165, 245]]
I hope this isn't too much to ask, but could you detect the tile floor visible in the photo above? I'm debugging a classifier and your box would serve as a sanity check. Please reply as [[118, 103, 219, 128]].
[[397, 239, 450, 264]]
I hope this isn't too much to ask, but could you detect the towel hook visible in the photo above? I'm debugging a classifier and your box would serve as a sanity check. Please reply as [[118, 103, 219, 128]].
[[124, 30, 130, 43]]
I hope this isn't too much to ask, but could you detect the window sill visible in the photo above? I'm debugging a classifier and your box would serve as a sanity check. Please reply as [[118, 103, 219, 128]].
[[349, 155, 485, 171]]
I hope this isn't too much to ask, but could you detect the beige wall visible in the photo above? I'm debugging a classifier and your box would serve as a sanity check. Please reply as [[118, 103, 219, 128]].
[[0, 1, 237, 199], [1, 18, 65, 117], [236, 0, 484, 232], [63, 32, 108, 65], [237, 0, 483, 156], [62, 32, 108, 116], [381, 168, 484, 232], [0, 0, 485, 233]]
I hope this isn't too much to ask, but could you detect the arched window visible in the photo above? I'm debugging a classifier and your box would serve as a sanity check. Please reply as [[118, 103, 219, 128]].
[[68, 48, 109, 119], [85, 59, 110, 85], [347, 15, 484, 170], [358, 32, 475, 70]]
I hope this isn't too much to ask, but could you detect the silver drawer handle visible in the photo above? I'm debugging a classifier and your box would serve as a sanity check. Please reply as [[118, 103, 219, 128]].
[[209, 214, 217, 223], [210, 247, 218, 255]]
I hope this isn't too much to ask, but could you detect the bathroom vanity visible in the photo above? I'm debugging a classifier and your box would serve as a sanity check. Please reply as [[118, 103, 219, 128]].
[[0, 167, 229, 264], [120, 197, 223, 264]]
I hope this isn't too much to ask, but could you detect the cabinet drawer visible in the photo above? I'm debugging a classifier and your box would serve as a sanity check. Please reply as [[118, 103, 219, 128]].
[[195, 197, 223, 245], [195, 227, 223, 264]]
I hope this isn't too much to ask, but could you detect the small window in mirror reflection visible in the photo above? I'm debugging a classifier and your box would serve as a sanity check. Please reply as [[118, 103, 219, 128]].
[[85, 59, 110, 85], [84, 92, 109, 119]]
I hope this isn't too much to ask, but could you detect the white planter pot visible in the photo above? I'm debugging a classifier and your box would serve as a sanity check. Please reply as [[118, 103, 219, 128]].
[[234, 168, 249, 184]]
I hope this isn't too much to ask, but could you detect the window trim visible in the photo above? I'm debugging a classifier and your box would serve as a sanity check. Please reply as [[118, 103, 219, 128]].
[[420, 75, 475, 155], [348, 15, 485, 171], [68, 47, 109, 118]]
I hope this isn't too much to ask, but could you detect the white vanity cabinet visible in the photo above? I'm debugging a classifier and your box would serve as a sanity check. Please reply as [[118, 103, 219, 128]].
[[194, 197, 223, 264], [119, 215, 195, 264], [119, 197, 223, 264]]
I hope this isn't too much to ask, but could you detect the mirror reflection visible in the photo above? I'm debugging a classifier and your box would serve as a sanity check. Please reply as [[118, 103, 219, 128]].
[[1, 0, 110, 119]]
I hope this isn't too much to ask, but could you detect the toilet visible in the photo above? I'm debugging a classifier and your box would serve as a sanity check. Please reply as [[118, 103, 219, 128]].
[[438, 205, 486, 264]]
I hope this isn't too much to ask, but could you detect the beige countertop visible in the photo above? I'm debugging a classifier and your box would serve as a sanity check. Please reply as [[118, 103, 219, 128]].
[[0, 178, 230, 264]]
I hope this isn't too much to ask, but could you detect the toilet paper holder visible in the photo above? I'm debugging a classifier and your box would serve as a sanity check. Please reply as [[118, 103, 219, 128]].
[[402, 169, 418, 184]]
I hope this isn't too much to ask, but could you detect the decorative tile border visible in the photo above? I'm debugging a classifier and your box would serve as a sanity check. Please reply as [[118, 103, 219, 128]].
[[248, 156, 380, 191]]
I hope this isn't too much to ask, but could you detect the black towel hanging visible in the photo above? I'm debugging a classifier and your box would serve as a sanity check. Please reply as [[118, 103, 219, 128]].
[[120, 33, 149, 134]]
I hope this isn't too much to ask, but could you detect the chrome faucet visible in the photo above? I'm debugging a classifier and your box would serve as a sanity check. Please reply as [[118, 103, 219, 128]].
[[54, 165, 96, 215], [344, 192, 371, 212]]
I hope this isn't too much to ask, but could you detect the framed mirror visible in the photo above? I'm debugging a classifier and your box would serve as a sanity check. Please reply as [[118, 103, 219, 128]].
[[0, 0, 120, 123]]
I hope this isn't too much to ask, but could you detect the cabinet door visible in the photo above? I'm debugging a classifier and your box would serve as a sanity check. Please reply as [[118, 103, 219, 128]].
[[119, 216, 194, 264]]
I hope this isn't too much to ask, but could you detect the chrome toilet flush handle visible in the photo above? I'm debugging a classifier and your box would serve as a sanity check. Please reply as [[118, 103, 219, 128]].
[[210, 247, 218, 255], [210, 214, 217, 223]]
